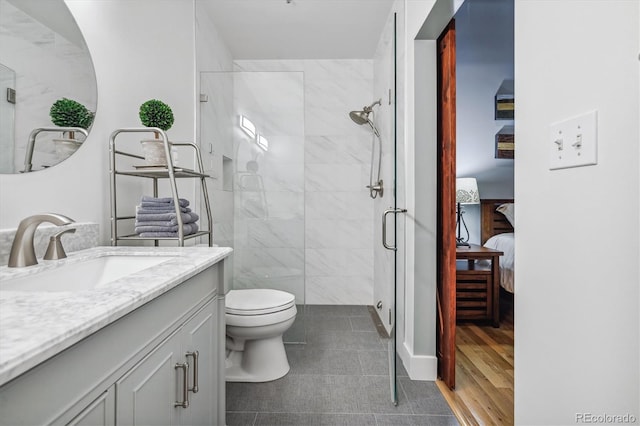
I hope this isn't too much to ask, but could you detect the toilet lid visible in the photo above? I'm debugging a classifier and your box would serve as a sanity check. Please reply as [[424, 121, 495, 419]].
[[226, 289, 296, 315]]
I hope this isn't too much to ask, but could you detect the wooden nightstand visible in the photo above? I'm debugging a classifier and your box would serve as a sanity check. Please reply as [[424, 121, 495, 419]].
[[456, 244, 503, 327]]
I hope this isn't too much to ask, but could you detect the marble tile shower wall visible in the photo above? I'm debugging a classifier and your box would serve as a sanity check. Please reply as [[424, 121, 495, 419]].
[[234, 60, 375, 305], [231, 70, 306, 304]]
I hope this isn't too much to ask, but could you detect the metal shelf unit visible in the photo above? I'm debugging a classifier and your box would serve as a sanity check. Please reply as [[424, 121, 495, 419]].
[[109, 127, 213, 246]]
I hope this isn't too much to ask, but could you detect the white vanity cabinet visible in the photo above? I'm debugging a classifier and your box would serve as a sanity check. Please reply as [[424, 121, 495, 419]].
[[67, 386, 116, 426], [0, 259, 227, 426], [115, 299, 220, 426]]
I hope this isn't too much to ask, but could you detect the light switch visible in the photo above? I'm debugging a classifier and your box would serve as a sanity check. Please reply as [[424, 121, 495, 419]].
[[549, 110, 597, 170]]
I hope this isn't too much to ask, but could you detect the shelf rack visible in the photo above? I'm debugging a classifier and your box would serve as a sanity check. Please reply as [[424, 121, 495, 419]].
[[109, 127, 213, 246]]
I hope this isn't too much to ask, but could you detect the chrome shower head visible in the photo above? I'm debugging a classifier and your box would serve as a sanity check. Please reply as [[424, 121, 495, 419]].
[[349, 99, 382, 126], [349, 110, 370, 125]]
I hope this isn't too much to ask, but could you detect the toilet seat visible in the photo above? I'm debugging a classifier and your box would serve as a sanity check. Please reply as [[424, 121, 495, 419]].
[[226, 289, 295, 315]]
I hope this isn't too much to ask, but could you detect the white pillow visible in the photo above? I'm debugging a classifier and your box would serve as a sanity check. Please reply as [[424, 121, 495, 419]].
[[496, 203, 515, 228]]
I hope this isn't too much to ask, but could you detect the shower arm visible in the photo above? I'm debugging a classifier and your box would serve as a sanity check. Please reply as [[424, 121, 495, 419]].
[[364, 99, 382, 113]]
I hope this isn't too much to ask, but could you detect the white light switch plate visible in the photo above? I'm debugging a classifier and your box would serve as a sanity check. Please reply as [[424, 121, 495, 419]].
[[549, 110, 598, 170]]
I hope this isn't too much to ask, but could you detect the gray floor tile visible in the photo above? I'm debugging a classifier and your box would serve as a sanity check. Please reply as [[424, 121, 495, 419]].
[[287, 346, 362, 375], [375, 414, 460, 425], [306, 304, 370, 317], [357, 350, 410, 377], [284, 317, 306, 343], [357, 350, 389, 376], [226, 305, 456, 424], [226, 411, 258, 426], [344, 375, 413, 415], [306, 316, 353, 332], [305, 329, 386, 350], [349, 316, 378, 332], [227, 375, 330, 413], [255, 412, 376, 425], [399, 378, 455, 416]]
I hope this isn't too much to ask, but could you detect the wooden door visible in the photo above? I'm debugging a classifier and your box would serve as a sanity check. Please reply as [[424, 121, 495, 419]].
[[436, 19, 457, 390]]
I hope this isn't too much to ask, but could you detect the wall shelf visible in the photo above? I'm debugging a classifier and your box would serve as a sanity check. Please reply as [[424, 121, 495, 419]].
[[109, 127, 213, 246]]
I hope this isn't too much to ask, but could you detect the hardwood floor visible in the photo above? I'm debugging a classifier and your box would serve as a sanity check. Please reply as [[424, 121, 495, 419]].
[[437, 294, 514, 425]]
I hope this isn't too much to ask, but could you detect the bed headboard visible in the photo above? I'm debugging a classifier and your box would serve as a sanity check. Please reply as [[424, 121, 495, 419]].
[[481, 198, 514, 245]]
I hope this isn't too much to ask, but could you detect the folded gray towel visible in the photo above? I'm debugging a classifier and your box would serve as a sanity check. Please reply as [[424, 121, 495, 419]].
[[136, 206, 191, 214], [134, 220, 180, 227], [141, 196, 189, 207], [135, 211, 199, 225], [138, 223, 199, 237], [135, 223, 199, 234], [140, 201, 191, 208]]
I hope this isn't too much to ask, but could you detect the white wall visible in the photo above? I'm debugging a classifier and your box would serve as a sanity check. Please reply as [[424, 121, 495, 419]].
[[400, 0, 441, 380], [455, 0, 514, 245], [514, 1, 639, 424], [0, 0, 197, 244]]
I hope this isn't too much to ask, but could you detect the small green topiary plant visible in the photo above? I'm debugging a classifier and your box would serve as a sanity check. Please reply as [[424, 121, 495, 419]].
[[50, 98, 94, 139], [139, 99, 174, 139]]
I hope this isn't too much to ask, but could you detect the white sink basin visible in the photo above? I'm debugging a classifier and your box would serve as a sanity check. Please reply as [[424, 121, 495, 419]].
[[0, 255, 174, 292]]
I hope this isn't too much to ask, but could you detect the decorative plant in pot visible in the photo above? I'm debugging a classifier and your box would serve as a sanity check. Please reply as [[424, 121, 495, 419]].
[[139, 99, 174, 166], [49, 98, 95, 159]]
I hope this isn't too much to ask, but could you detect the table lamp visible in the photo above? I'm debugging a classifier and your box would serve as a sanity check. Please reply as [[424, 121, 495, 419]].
[[456, 177, 479, 247]]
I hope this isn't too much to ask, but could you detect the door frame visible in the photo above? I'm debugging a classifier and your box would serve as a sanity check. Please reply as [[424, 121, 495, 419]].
[[436, 19, 457, 390]]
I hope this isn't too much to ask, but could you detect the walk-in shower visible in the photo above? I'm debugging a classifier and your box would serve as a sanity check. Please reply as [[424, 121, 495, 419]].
[[349, 99, 383, 199]]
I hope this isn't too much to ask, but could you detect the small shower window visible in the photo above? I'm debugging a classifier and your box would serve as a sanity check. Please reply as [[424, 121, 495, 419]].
[[256, 134, 269, 151], [239, 115, 256, 139]]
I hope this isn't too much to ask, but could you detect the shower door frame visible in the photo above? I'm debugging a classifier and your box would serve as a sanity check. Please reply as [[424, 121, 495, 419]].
[[386, 11, 406, 406]]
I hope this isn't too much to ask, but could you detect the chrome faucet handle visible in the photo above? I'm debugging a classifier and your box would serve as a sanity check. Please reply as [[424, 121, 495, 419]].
[[43, 228, 76, 260]]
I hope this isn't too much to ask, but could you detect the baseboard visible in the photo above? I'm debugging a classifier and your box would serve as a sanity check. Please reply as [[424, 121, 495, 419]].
[[399, 342, 438, 381]]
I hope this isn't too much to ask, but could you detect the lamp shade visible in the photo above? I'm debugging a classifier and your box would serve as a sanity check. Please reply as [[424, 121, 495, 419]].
[[456, 178, 480, 204]]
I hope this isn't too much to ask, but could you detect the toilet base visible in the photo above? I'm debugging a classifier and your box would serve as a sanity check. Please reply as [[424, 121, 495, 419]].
[[225, 334, 290, 382]]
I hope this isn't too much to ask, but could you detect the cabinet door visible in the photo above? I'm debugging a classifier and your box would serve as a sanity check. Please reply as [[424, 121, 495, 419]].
[[181, 300, 218, 426], [66, 386, 115, 426], [116, 329, 185, 426]]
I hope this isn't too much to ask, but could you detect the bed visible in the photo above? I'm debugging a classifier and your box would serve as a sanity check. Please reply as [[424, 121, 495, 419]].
[[481, 199, 515, 293]]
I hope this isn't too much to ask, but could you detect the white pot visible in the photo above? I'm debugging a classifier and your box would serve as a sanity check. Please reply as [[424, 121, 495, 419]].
[[140, 139, 169, 166], [53, 138, 82, 160]]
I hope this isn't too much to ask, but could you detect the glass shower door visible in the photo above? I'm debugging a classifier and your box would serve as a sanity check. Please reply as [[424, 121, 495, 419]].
[[199, 70, 306, 344], [381, 11, 405, 406]]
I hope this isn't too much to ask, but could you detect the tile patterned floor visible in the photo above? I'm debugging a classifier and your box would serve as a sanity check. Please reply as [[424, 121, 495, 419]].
[[226, 305, 458, 426]]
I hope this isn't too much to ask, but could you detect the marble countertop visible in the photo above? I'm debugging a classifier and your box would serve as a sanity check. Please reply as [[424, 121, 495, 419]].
[[0, 246, 232, 387]]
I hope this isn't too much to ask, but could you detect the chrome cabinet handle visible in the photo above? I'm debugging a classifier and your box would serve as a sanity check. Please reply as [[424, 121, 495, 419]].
[[174, 362, 190, 408], [382, 208, 407, 251], [186, 351, 199, 393]]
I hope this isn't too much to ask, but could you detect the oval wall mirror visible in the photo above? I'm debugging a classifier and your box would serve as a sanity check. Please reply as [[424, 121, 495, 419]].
[[0, 0, 97, 173]]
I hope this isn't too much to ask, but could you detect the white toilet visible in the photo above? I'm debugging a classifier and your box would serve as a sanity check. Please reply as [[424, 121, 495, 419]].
[[225, 288, 297, 382]]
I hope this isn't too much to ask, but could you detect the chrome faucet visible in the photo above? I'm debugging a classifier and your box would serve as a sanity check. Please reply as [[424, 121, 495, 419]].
[[8, 213, 75, 267]]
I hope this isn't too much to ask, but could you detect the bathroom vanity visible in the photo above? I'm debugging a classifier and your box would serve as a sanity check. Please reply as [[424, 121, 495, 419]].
[[0, 246, 232, 425]]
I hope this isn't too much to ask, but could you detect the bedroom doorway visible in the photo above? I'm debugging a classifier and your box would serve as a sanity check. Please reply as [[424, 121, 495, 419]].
[[434, 0, 515, 422]]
